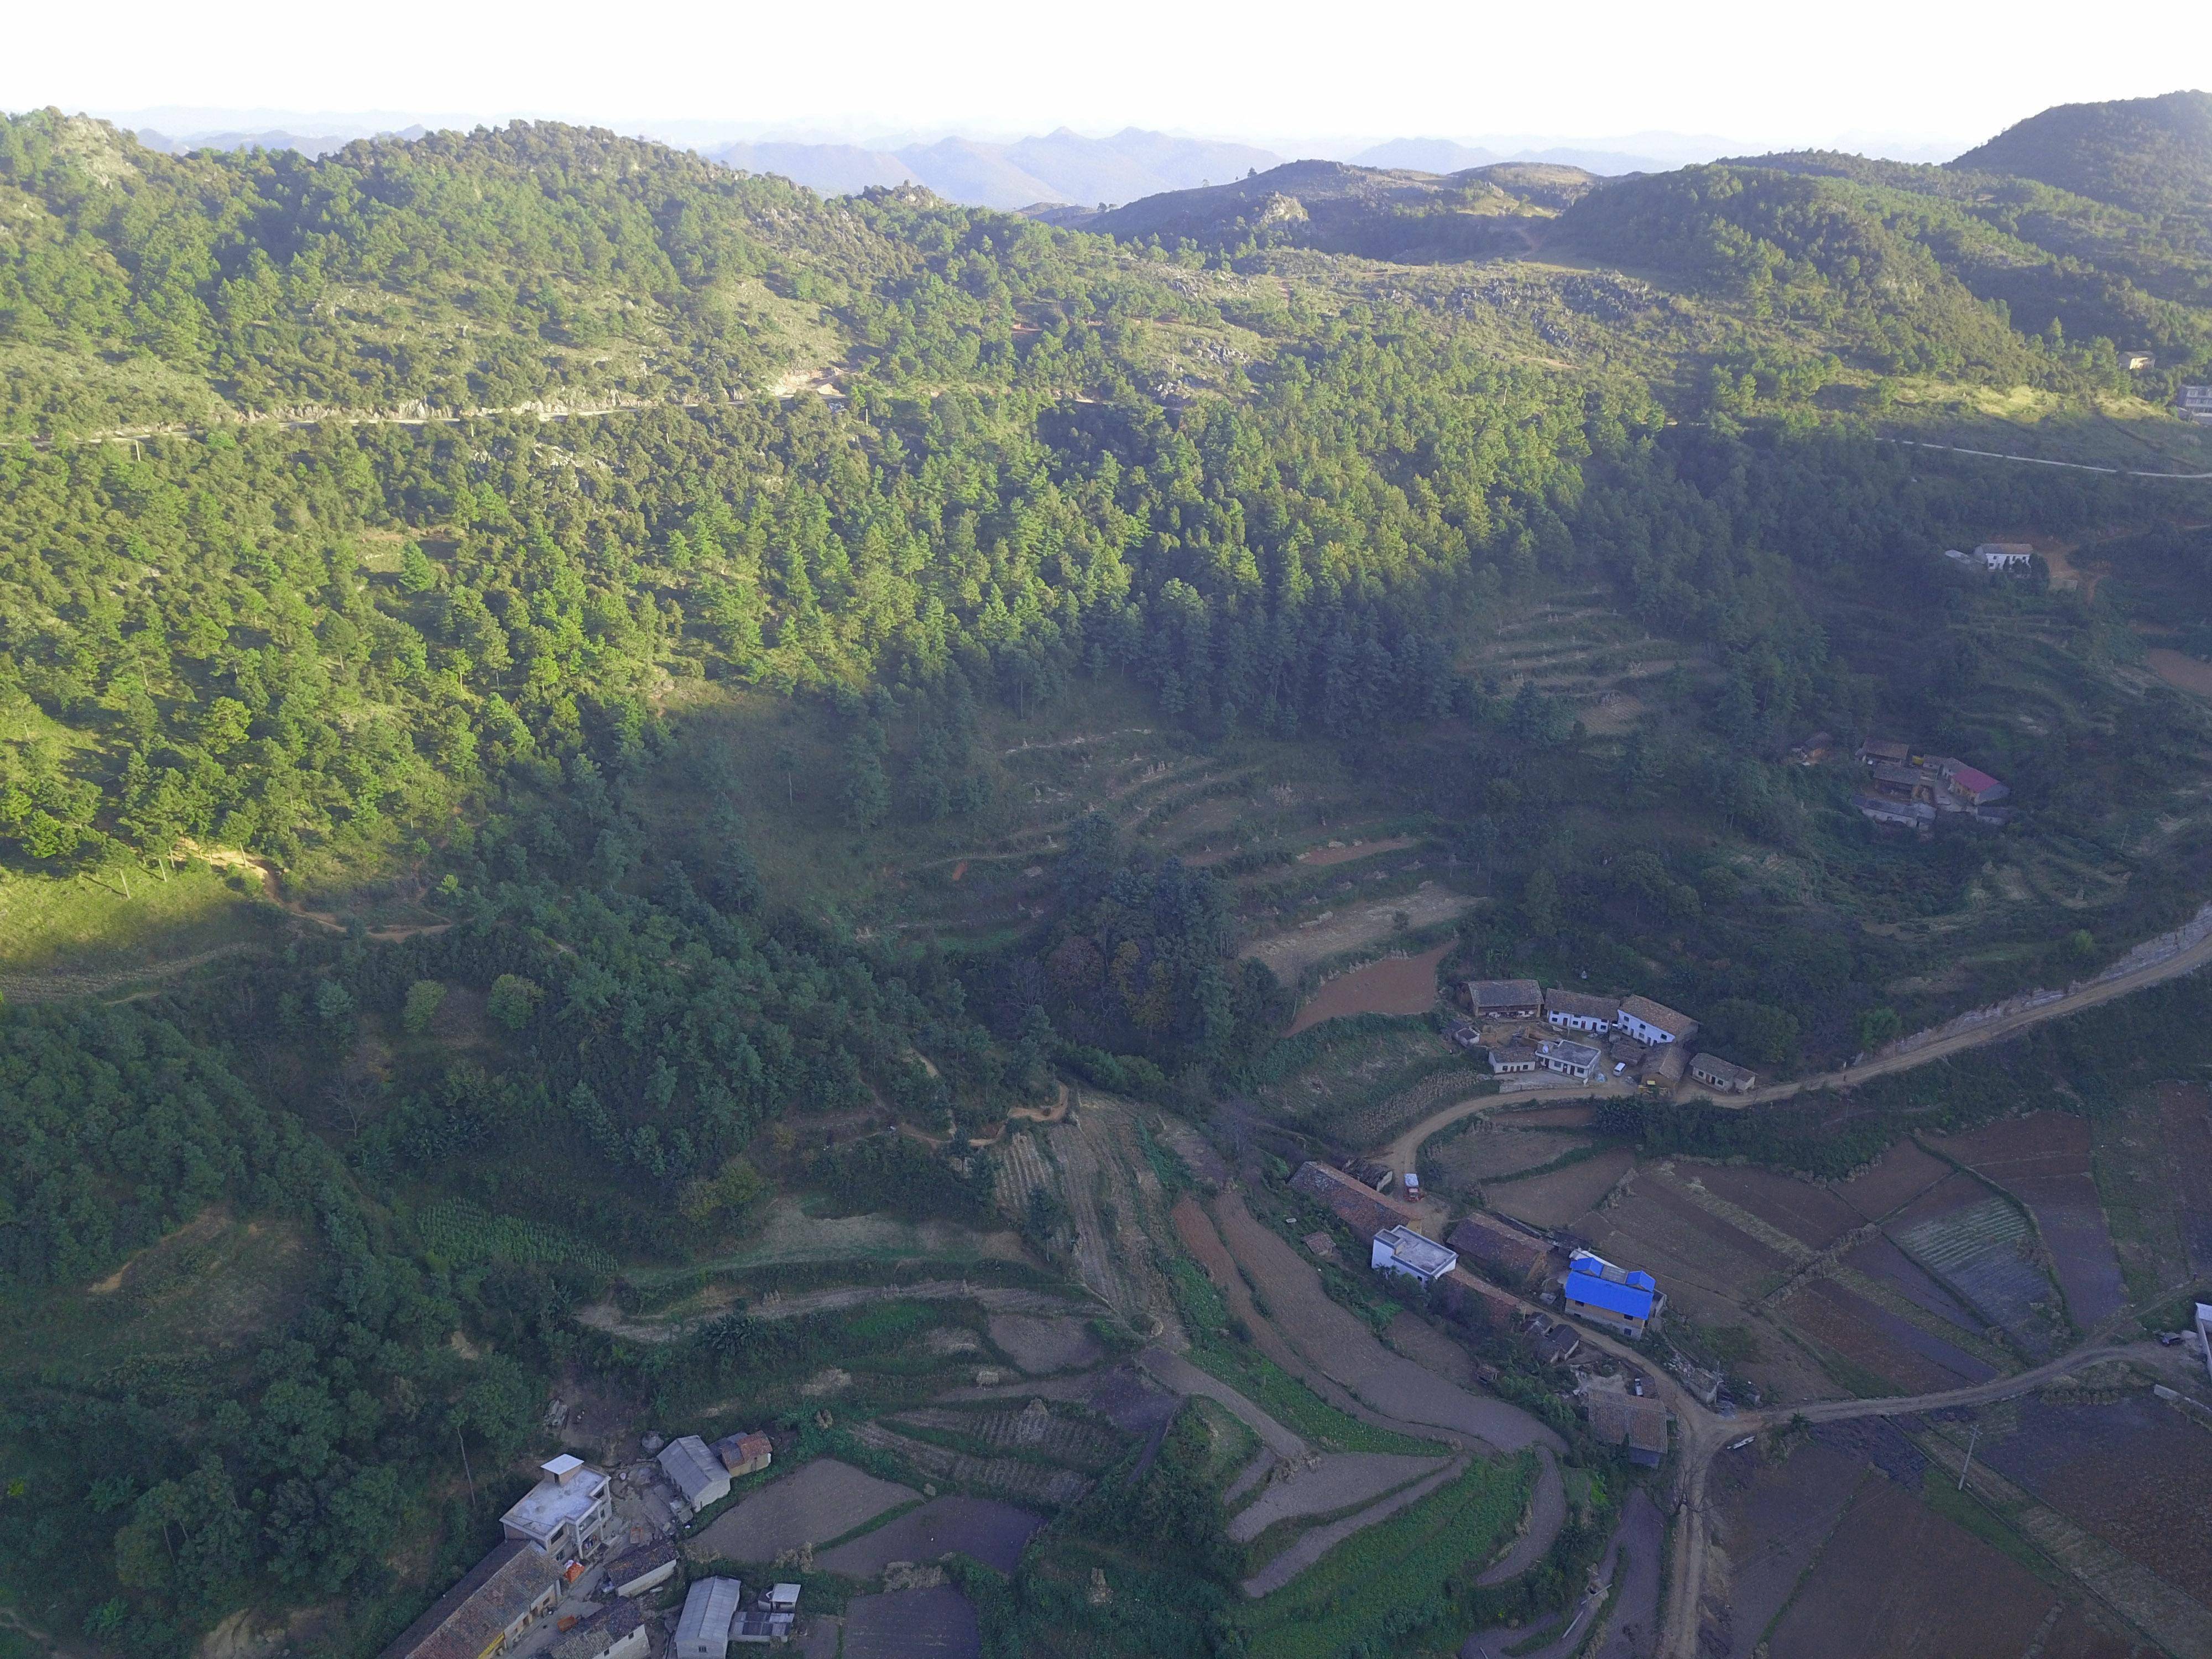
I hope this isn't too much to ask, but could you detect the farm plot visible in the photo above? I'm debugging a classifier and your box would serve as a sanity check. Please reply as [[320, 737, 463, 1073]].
[[1484, 1147, 1635, 1229], [841, 1586, 979, 1659], [1942, 1114, 2127, 1327], [1888, 1176, 2067, 1357], [893, 1403, 1126, 1472], [1837, 1139, 1953, 1221], [2156, 1082, 2212, 1274], [1423, 1121, 1594, 1188], [1764, 1477, 2093, 1659], [1227, 1451, 1450, 1543], [688, 1458, 917, 1562], [1257, 1024, 1468, 1142], [1974, 1394, 2212, 1609], [2089, 1095, 2193, 1302], [1566, 1182, 1792, 1320], [1841, 1233, 1989, 1334], [816, 1494, 1045, 1577], [986, 1312, 1103, 1375], [1775, 1277, 1998, 1395], [1681, 1164, 1863, 1252], [1703, 1442, 1868, 1659], [1285, 942, 1450, 1034], [1240, 881, 1477, 983], [848, 1421, 1093, 1507]]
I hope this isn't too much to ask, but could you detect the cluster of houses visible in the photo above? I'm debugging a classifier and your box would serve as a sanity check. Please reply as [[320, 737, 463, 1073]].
[[378, 1430, 787, 1659], [1851, 738, 2011, 832], [1290, 1161, 1672, 1464], [1459, 980, 1759, 1098]]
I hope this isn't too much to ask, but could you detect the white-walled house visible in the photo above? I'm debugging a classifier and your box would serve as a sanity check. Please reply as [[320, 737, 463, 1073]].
[[1616, 995, 1698, 1047], [1370, 1226, 1458, 1287]]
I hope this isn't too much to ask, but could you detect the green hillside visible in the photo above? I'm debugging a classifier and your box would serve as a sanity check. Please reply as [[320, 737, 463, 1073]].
[[1951, 87, 2212, 222]]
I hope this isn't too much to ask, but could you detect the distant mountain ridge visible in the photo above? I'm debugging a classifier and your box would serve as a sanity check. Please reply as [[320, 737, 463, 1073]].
[[1949, 88, 2212, 223]]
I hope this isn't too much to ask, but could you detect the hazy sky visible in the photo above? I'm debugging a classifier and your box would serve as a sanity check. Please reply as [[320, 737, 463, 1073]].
[[10, 0, 2210, 154]]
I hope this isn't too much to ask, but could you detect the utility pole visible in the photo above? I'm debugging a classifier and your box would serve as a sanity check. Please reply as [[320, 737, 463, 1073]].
[[1957, 1425, 1980, 1491], [458, 1426, 477, 1505]]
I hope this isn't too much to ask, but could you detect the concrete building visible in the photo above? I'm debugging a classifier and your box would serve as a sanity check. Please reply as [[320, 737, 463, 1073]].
[[1370, 1225, 1458, 1287], [1971, 542, 2034, 571], [500, 1455, 612, 1562], [2180, 385, 2212, 424], [675, 1577, 744, 1659], [1691, 1053, 1757, 1093], [1535, 1036, 1601, 1081], [1564, 1251, 1663, 1337], [1933, 758, 2010, 807], [658, 1434, 732, 1512], [1469, 978, 1543, 1020], [1544, 988, 1616, 1034], [713, 1431, 774, 1479], [551, 1602, 647, 1659], [1616, 995, 1697, 1047], [374, 1541, 562, 1659]]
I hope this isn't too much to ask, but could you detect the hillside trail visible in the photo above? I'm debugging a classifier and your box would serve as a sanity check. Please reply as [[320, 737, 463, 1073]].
[[1374, 917, 2212, 1184], [1883, 436, 2212, 479]]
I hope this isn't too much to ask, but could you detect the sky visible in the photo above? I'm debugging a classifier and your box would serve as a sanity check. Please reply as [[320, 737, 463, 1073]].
[[9, 0, 2211, 157]]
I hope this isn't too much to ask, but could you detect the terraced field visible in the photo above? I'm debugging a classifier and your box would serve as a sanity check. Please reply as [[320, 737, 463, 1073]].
[[1890, 1180, 2065, 1357], [848, 1420, 1094, 1506], [892, 1402, 1126, 1471]]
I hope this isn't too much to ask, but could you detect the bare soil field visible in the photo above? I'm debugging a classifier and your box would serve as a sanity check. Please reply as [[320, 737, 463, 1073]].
[[1296, 835, 1419, 868], [815, 1495, 1045, 1577], [1241, 880, 1476, 982], [1494, 1103, 1597, 1129], [1942, 1114, 2127, 1326], [1567, 1183, 1789, 1321], [1842, 1234, 1987, 1333], [1286, 942, 1450, 1034], [688, 1458, 917, 1562], [1703, 1442, 1867, 1659], [1484, 1147, 1635, 1229], [1837, 1140, 1953, 1220], [1210, 1195, 1560, 1454], [1977, 1394, 2212, 1606], [841, 1586, 979, 1659], [1385, 1312, 1477, 1387], [2089, 1097, 2194, 1299], [1687, 1165, 1862, 1252], [2147, 646, 2212, 696], [2155, 1083, 2212, 1274], [1585, 1490, 1664, 1659], [1765, 1476, 2086, 1659], [1425, 1123, 1594, 1188], [893, 1405, 1125, 1470], [1777, 1277, 1996, 1394], [986, 1312, 1104, 1375], [1227, 1451, 1449, 1543]]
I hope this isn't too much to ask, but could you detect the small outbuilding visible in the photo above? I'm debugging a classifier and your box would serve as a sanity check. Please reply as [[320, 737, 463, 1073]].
[[658, 1435, 732, 1512], [675, 1577, 743, 1659], [1691, 1053, 1757, 1094], [1469, 978, 1543, 1020], [713, 1430, 774, 1479]]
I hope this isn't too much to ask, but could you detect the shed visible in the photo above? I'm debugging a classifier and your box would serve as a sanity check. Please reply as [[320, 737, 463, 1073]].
[[674, 1577, 743, 1659], [1468, 978, 1543, 1019], [1641, 1042, 1687, 1090], [599, 1540, 678, 1599], [658, 1434, 732, 1511], [713, 1431, 774, 1479], [1691, 1053, 1756, 1093]]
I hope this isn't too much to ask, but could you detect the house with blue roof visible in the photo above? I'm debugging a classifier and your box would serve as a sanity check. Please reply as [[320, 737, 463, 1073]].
[[1563, 1249, 1664, 1337]]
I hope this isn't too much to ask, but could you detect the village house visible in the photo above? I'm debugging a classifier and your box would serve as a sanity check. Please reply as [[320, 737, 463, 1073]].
[[1535, 1036, 1601, 1081], [551, 1601, 648, 1659], [657, 1434, 732, 1513], [1468, 978, 1543, 1020], [1616, 995, 1697, 1047], [676, 1578, 745, 1659], [499, 1454, 612, 1562], [1788, 731, 1834, 766], [713, 1430, 774, 1479], [1971, 541, 2034, 571], [374, 1541, 563, 1659], [1446, 1212, 1558, 1290], [1290, 1161, 1421, 1239], [1855, 794, 1935, 831], [1857, 738, 1911, 768], [1691, 1052, 1757, 1093], [2126, 351, 2156, 372], [1932, 758, 2011, 807], [2180, 385, 2212, 424], [1868, 761, 1936, 804], [1370, 1225, 1459, 1287], [1587, 1392, 1671, 1466], [598, 1540, 679, 1600], [1640, 1041, 1687, 1092], [1544, 988, 1616, 1034], [1488, 1040, 1540, 1075], [1563, 1250, 1663, 1337], [1532, 1318, 1582, 1366]]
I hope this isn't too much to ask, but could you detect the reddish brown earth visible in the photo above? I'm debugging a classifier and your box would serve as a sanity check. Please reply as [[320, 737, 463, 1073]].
[[1286, 943, 1451, 1034]]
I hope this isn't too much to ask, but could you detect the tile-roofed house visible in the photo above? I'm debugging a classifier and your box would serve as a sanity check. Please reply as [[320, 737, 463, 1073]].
[[1856, 794, 1936, 830], [599, 1540, 679, 1599], [1438, 1265, 1524, 1328], [1640, 1042, 1687, 1091], [551, 1600, 647, 1659], [1468, 978, 1543, 1019], [713, 1430, 773, 1478], [1370, 1225, 1459, 1286], [1533, 1319, 1582, 1365], [1587, 1393, 1671, 1465], [1616, 996, 1697, 1047], [1857, 738, 1911, 766], [675, 1577, 743, 1659], [1488, 1040, 1540, 1074], [1446, 1212, 1556, 1288], [658, 1434, 732, 1512], [1868, 761, 1934, 801], [1543, 988, 1616, 1032], [1691, 1053, 1757, 1093], [375, 1540, 562, 1659], [500, 1454, 612, 1561], [1934, 758, 2010, 806], [1289, 1161, 1418, 1239]]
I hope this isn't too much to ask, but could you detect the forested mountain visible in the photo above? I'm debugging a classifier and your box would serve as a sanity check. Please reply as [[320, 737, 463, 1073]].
[[1951, 87, 2212, 223], [5, 91, 2212, 1659]]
